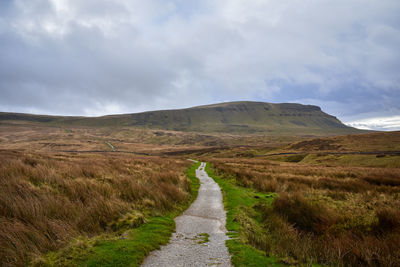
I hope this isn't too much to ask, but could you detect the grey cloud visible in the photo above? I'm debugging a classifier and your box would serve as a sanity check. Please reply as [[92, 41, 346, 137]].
[[0, 0, 399, 124]]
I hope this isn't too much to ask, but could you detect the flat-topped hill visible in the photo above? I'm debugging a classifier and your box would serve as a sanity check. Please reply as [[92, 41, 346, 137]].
[[0, 101, 363, 135]]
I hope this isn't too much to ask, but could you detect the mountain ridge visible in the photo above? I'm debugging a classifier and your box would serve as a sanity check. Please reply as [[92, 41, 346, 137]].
[[0, 101, 363, 135]]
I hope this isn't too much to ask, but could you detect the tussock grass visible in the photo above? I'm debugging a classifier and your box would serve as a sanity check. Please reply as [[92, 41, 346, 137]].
[[208, 157, 400, 266], [0, 150, 193, 266], [273, 192, 339, 234]]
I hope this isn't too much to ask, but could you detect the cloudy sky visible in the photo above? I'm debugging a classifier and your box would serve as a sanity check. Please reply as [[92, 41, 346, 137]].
[[1, 0, 399, 130]]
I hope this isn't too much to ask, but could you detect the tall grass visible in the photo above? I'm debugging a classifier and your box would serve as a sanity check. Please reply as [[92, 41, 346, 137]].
[[208, 157, 400, 266], [0, 150, 191, 266]]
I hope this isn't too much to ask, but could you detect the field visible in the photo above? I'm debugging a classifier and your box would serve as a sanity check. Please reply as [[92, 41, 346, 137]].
[[203, 132, 400, 266], [0, 123, 302, 155], [0, 148, 197, 266], [0, 121, 399, 266]]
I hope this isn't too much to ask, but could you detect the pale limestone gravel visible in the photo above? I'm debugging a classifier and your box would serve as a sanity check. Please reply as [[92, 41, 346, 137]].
[[141, 162, 232, 267]]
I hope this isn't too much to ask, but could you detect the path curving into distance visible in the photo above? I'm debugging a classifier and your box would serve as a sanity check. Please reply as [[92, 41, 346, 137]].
[[142, 162, 232, 267]]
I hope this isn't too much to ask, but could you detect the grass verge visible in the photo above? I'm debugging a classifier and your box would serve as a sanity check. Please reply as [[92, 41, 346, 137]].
[[204, 163, 284, 267], [32, 161, 201, 267]]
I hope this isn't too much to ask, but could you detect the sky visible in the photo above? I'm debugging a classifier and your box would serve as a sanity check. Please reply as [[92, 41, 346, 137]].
[[0, 0, 399, 131]]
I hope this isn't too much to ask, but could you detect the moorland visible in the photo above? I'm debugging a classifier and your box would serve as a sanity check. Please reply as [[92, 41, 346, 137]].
[[0, 101, 399, 266]]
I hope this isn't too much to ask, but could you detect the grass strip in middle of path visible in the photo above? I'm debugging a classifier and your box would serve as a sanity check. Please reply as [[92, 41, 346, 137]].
[[35, 161, 201, 267]]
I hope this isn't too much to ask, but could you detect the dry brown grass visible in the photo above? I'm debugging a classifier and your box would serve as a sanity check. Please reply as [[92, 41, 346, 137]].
[[208, 157, 400, 266], [0, 150, 191, 266], [287, 131, 400, 152], [1, 123, 398, 266], [0, 123, 297, 156]]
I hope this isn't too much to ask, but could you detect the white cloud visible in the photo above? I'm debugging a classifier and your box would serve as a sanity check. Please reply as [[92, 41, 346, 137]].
[[346, 116, 400, 131]]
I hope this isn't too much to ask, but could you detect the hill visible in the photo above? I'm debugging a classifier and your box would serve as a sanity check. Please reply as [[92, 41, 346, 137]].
[[0, 101, 363, 135]]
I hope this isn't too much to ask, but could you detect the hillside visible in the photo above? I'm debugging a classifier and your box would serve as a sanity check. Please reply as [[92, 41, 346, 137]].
[[0, 101, 362, 135], [286, 131, 400, 152]]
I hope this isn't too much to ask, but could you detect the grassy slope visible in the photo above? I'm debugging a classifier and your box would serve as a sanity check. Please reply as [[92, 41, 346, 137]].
[[34, 162, 201, 267], [301, 154, 400, 168], [204, 163, 284, 267], [288, 131, 400, 151], [267, 131, 400, 168], [0, 101, 361, 135]]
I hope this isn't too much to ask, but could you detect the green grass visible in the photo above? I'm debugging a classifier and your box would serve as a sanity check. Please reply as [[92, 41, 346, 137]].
[[204, 163, 284, 267], [226, 240, 284, 267], [187, 161, 201, 201], [196, 233, 210, 244], [33, 162, 201, 267], [42, 216, 176, 267]]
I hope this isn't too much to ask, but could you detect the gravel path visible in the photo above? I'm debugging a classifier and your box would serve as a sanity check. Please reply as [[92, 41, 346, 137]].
[[141, 162, 232, 267]]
